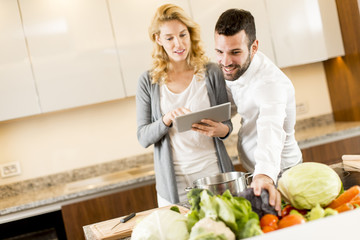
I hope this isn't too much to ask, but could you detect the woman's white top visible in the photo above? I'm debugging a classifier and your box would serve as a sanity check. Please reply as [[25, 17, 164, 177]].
[[226, 51, 302, 183], [160, 75, 218, 175]]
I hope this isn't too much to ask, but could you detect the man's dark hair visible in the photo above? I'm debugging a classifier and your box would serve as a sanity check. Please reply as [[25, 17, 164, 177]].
[[215, 9, 256, 48]]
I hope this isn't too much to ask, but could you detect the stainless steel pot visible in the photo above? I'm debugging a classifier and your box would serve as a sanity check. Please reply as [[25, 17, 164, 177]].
[[185, 171, 252, 196]]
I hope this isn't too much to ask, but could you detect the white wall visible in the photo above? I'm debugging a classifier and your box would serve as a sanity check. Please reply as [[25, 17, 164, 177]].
[[0, 97, 152, 185], [283, 62, 333, 120], [0, 61, 332, 185]]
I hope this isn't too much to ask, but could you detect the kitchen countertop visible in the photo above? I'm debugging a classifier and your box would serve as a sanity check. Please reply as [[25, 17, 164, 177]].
[[1, 115, 360, 225], [0, 163, 156, 224], [295, 120, 360, 149]]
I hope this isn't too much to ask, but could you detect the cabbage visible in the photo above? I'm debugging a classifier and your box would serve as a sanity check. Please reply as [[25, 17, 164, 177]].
[[131, 209, 189, 240], [277, 162, 342, 209]]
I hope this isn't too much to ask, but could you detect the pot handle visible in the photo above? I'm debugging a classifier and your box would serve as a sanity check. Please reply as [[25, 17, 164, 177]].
[[184, 186, 194, 192], [244, 172, 253, 186]]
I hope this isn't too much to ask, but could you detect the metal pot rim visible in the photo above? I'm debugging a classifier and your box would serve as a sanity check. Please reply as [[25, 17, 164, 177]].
[[193, 171, 251, 186]]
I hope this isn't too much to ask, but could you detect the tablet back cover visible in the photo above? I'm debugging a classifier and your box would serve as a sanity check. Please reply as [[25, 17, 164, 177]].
[[175, 102, 231, 132]]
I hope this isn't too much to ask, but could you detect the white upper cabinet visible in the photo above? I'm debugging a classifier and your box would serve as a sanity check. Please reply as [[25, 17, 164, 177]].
[[265, 0, 345, 68], [189, 0, 276, 63], [0, 0, 41, 121], [107, 0, 191, 97], [0, 0, 346, 120], [19, 0, 125, 113]]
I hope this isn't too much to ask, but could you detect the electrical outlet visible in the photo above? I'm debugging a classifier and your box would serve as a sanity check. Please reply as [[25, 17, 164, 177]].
[[296, 101, 309, 115], [0, 161, 21, 178]]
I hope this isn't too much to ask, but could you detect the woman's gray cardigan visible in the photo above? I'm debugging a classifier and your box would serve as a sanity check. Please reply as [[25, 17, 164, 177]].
[[136, 62, 234, 204]]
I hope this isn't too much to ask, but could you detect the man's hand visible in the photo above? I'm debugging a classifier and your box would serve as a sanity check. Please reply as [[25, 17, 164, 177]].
[[251, 174, 281, 215], [191, 119, 229, 138]]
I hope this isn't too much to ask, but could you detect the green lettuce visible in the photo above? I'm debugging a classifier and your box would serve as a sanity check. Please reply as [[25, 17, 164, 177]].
[[187, 189, 262, 239]]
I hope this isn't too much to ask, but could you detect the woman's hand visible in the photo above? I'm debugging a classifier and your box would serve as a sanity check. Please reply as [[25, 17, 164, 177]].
[[162, 107, 191, 127], [191, 119, 230, 138]]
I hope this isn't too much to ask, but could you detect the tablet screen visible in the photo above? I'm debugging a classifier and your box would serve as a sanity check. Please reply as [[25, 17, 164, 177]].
[[174, 102, 231, 132]]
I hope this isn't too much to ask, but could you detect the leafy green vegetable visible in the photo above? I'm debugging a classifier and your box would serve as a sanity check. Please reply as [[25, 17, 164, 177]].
[[306, 203, 325, 221], [199, 190, 218, 220], [305, 204, 338, 221], [187, 210, 200, 232], [216, 195, 237, 232], [187, 188, 213, 212], [278, 162, 342, 209], [187, 189, 262, 239], [240, 218, 263, 239], [289, 209, 304, 217], [170, 205, 180, 213], [324, 207, 338, 217]]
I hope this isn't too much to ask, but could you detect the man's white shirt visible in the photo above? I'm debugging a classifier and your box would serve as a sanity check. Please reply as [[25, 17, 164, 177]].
[[226, 51, 302, 182]]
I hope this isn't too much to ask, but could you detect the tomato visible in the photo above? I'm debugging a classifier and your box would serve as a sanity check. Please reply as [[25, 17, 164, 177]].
[[281, 204, 308, 218], [278, 214, 306, 229], [261, 225, 277, 233], [296, 209, 309, 216], [260, 214, 279, 229], [281, 205, 293, 217]]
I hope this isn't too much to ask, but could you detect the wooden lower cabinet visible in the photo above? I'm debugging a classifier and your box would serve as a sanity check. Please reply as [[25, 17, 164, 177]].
[[61, 183, 157, 240], [301, 135, 360, 165]]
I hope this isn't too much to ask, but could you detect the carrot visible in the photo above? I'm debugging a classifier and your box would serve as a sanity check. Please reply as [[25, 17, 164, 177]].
[[350, 200, 360, 207], [334, 203, 354, 213], [328, 185, 360, 209], [349, 195, 360, 207], [350, 195, 360, 202]]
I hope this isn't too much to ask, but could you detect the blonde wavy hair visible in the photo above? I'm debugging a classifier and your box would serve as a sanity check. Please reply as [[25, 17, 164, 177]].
[[148, 4, 209, 84]]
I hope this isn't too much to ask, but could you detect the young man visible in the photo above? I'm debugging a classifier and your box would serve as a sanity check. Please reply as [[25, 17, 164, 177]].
[[214, 9, 302, 212]]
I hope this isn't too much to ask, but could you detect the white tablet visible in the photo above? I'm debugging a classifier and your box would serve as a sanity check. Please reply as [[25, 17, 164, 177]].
[[175, 102, 231, 133]]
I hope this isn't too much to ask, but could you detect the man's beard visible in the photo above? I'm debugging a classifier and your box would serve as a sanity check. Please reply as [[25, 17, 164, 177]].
[[221, 53, 251, 81]]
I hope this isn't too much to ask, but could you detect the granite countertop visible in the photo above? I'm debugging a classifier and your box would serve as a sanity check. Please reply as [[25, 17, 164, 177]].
[[295, 121, 360, 148], [1, 115, 360, 225], [0, 161, 156, 224]]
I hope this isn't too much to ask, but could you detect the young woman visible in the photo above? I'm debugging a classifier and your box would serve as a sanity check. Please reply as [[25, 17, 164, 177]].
[[136, 4, 234, 206]]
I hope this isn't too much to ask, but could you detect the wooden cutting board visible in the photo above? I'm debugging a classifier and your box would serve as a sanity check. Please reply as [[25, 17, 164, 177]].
[[342, 155, 360, 169], [88, 205, 189, 240], [343, 160, 360, 169]]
